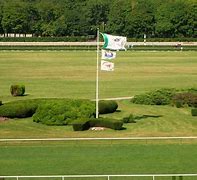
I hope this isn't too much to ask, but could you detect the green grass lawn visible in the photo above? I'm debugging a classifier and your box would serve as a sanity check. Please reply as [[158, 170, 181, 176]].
[[0, 142, 197, 178], [0, 51, 197, 179], [0, 100, 197, 138], [0, 51, 197, 138], [0, 51, 196, 102]]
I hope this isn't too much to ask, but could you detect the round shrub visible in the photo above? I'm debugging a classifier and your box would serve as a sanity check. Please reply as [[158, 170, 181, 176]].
[[10, 85, 25, 96], [99, 100, 118, 114]]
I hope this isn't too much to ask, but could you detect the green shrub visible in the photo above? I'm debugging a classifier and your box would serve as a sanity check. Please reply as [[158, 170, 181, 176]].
[[191, 109, 197, 116], [0, 99, 39, 118], [131, 88, 176, 105], [72, 119, 90, 131], [33, 99, 95, 125], [0, 101, 2, 106], [122, 114, 136, 123], [10, 85, 25, 96], [99, 100, 118, 114], [89, 118, 123, 130], [172, 93, 197, 108], [72, 118, 123, 131]]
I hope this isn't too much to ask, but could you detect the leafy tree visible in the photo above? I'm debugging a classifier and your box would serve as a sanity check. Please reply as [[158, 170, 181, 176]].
[[106, 0, 131, 35], [125, 0, 155, 38], [2, 0, 30, 35]]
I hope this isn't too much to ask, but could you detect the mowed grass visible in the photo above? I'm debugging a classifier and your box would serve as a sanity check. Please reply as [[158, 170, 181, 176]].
[[0, 101, 197, 138], [0, 51, 196, 102], [0, 51, 197, 138], [0, 51, 197, 178], [0, 141, 197, 178]]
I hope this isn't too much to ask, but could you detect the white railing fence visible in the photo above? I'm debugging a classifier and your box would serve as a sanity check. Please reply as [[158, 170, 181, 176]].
[[0, 174, 197, 180]]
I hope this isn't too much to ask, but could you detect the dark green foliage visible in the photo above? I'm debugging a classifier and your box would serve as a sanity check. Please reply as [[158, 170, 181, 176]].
[[131, 88, 176, 105], [99, 100, 118, 114], [72, 119, 90, 131], [0, 99, 40, 118], [10, 85, 25, 96], [0, 101, 2, 106], [172, 93, 197, 108], [72, 118, 123, 131], [0, 0, 196, 38], [122, 114, 136, 123], [191, 109, 197, 116], [33, 99, 95, 126]]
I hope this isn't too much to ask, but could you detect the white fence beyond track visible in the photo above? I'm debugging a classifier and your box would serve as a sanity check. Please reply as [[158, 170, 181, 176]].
[[0, 174, 197, 180]]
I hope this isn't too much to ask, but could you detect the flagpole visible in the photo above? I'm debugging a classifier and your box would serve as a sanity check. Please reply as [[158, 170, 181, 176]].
[[96, 28, 99, 119]]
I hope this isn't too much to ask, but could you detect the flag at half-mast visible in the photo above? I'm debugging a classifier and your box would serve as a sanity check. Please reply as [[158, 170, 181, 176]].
[[101, 33, 127, 51], [101, 49, 116, 60]]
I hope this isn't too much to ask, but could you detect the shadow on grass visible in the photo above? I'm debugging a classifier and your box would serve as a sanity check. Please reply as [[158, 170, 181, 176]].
[[134, 114, 162, 121]]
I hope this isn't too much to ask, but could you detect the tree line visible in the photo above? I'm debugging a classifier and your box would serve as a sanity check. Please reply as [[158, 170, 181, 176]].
[[0, 0, 196, 38]]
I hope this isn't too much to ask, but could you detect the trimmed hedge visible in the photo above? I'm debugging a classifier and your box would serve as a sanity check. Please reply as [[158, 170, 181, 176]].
[[99, 100, 118, 114], [33, 99, 95, 125], [72, 118, 123, 131], [191, 109, 197, 116], [131, 88, 176, 105], [0, 99, 40, 118], [10, 85, 25, 96]]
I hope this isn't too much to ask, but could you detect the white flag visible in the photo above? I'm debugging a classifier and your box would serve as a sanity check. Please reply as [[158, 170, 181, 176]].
[[101, 49, 116, 60], [101, 60, 114, 71], [101, 33, 127, 51]]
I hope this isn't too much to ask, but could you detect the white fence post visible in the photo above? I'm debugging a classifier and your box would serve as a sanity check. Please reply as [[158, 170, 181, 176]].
[[107, 175, 110, 180], [152, 175, 155, 180]]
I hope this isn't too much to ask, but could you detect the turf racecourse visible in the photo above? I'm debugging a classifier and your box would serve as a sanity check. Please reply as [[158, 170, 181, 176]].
[[0, 50, 197, 179], [0, 141, 197, 179]]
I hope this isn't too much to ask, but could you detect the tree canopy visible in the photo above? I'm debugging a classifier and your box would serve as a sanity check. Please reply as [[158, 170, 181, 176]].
[[0, 0, 196, 38]]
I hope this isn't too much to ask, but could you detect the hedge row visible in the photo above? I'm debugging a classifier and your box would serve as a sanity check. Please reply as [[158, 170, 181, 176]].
[[0, 37, 196, 42], [131, 88, 197, 107], [72, 118, 123, 131], [131, 88, 177, 105], [0, 99, 46, 118], [0, 98, 118, 123]]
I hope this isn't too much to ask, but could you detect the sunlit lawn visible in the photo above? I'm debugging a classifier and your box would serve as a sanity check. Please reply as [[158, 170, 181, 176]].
[[0, 51, 196, 102]]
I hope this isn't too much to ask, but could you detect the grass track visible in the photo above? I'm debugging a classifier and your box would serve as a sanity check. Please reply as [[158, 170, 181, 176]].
[[0, 142, 197, 178]]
